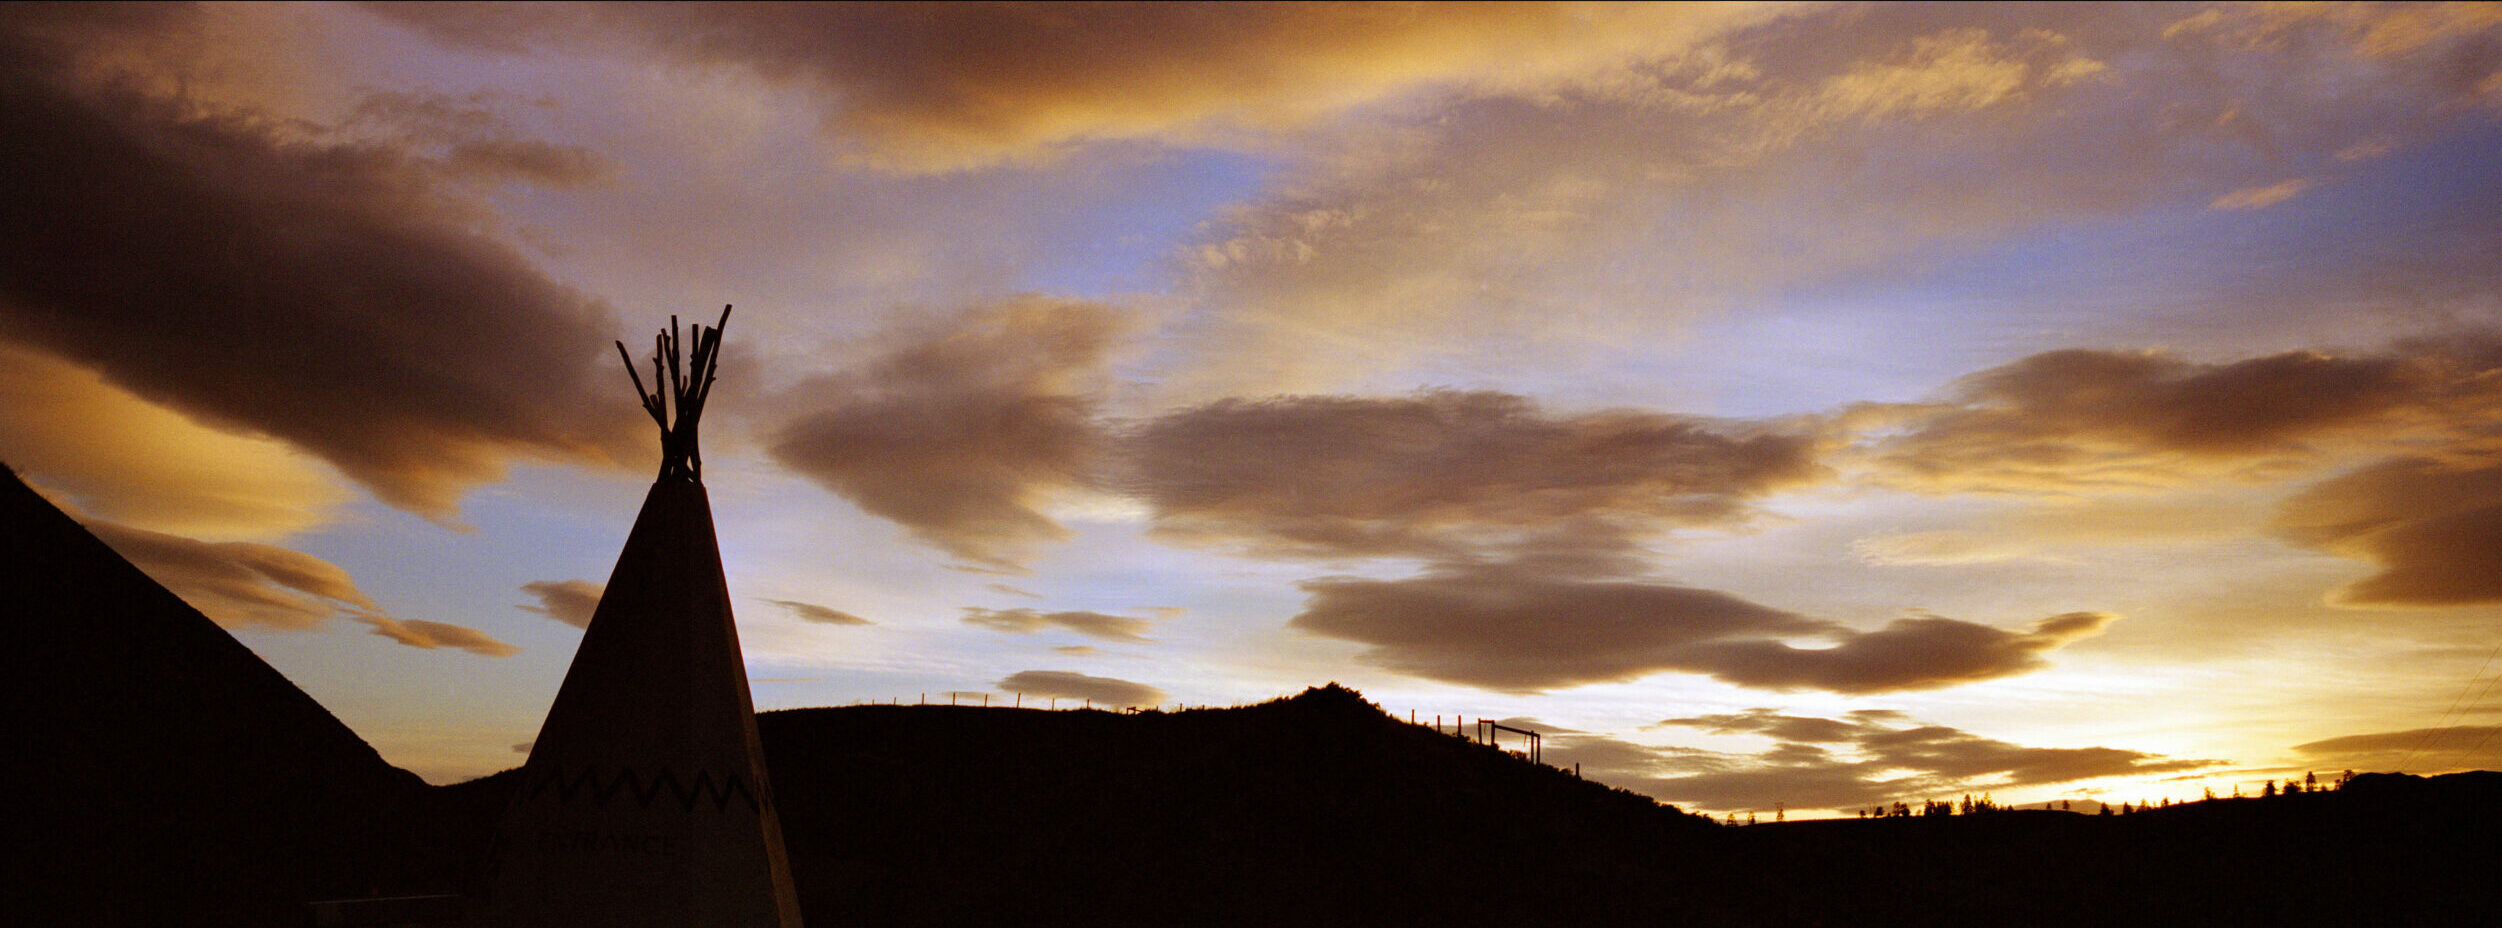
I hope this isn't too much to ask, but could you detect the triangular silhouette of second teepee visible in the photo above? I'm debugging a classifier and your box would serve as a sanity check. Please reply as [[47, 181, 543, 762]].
[[479, 307, 802, 927]]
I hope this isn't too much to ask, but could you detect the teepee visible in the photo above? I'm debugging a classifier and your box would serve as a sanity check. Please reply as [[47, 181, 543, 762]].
[[480, 307, 803, 927]]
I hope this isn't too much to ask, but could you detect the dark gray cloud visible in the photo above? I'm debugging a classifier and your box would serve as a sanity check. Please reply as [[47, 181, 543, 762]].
[[767, 598, 871, 626], [1129, 390, 1824, 565], [1539, 708, 2219, 814], [1292, 561, 2113, 694], [1683, 610, 2117, 694], [961, 607, 1155, 642], [521, 579, 603, 628], [996, 669, 1165, 708], [0, 8, 642, 519], [770, 298, 1121, 571]]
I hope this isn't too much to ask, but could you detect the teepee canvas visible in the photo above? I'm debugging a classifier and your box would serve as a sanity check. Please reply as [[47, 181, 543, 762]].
[[480, 308, 802, 927]]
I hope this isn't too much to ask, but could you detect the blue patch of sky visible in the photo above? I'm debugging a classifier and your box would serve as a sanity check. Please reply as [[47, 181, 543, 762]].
[[1720, 116, 2502, 413], [1006, 149, 1270, 297]]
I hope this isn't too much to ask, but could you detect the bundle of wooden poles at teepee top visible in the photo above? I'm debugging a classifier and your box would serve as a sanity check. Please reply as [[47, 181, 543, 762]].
[[617, 304, 731, 482]]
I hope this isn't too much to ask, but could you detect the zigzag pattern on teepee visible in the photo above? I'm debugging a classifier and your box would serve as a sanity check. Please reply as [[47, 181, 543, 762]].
[[522, 762, 767, 815]]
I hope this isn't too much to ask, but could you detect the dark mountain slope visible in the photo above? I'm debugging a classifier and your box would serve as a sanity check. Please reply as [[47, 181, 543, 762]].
[[757, 685, 1721, 927], [442, 684, 1726, 927], [1717, 771, 2502, 927], [0, 466, 428, 926]]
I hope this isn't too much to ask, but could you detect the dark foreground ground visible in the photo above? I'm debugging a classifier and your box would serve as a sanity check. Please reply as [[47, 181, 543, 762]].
[[407, 687, 2494, 928], [10, 465, 2497, 927]]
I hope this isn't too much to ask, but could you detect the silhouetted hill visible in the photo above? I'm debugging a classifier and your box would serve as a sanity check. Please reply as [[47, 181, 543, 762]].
[[447, 684, 1726, 927], [1715, 770, 2502, 927], [0, 466, 430, 926], [442, 695, 2501, 928]]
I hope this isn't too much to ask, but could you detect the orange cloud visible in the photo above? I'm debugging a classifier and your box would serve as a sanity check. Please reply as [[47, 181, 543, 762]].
[[0, 341, 345, 540], [2210, 178, 2311, 210], [520, 579, 604, 628], [359, 615, 520, 657], [766, 598, 872, 626]]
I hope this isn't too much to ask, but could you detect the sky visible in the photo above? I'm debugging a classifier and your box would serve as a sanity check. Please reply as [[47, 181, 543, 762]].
[[6, 1, 2502, 819]]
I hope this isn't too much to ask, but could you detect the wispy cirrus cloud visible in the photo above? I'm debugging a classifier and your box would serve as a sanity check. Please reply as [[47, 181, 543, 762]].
[[962, 607, 1161, 643], [87, 515, 515, 656], [767, 598, 872, 626]]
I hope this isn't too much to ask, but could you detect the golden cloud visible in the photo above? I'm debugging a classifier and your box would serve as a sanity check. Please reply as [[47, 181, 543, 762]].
[[0, 342, 346, 541]]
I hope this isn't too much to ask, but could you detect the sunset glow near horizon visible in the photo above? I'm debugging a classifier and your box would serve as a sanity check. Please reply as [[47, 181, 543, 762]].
[[7, 2, 2502, 819]]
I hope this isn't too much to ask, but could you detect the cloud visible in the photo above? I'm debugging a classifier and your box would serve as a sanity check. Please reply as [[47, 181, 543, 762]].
[[2272, 456, 2502, 606], [770, 298, 1123, 571], [766, 598, 871, 626], [961, 608, 1156, 643], [341, 89, 614, 188], [1687, 610, 2117, 693], [1863, 347, 2442, 493], [0, 8, 642, 519], [82, 512, 513, 655], [377, 2, 1793, 172], [0, 341, 346, 540], [1156, 4, 2502, 399], [358, 616, 520, 657], [2292, 725, 2502, 773], [520, 579, 604, 628], [1290, 561, 2112, 694], [87, 518, 374, 631], [1545, 708, 2219, 813], [1128, 390, 1824, 565], [2210, 177, 2312, 210], [995, 670, 1165, 709]]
